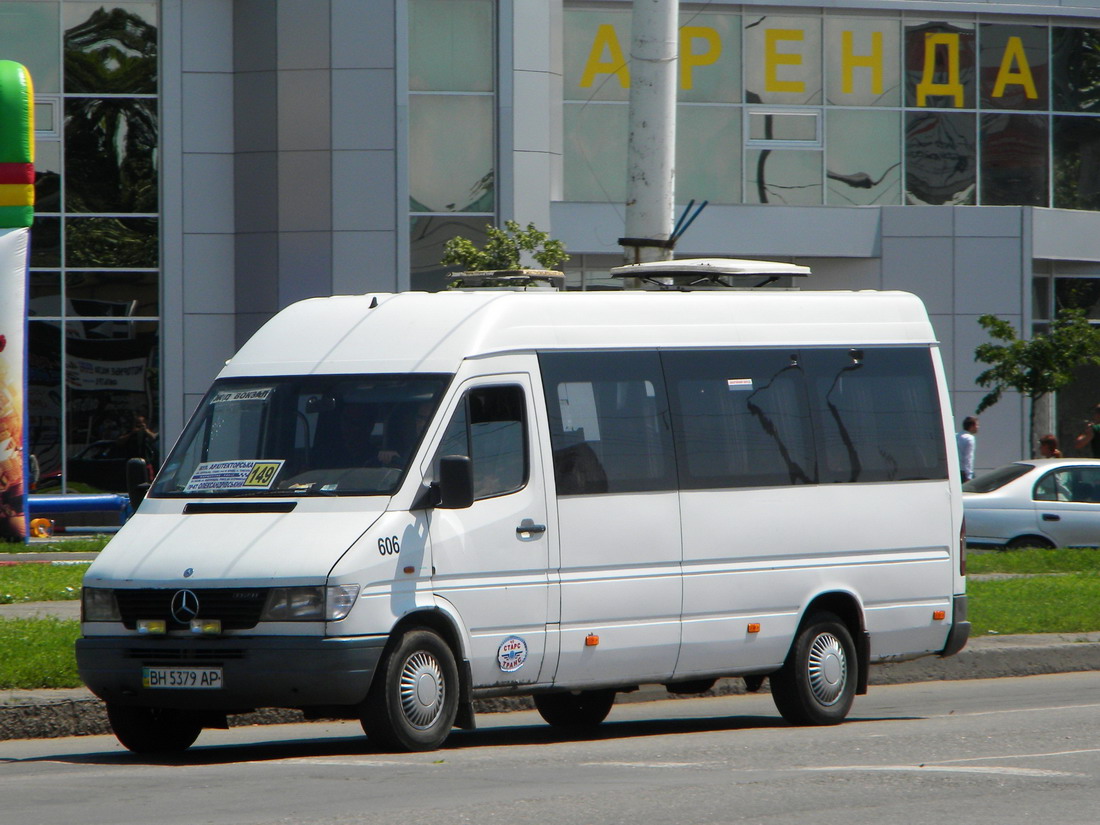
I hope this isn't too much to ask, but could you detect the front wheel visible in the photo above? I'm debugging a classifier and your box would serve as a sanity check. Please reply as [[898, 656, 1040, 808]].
[[770, 612, 856, 726], [361, 629, 459, 752], [533, 689, 616, 729], [106, 704, 202, 754]]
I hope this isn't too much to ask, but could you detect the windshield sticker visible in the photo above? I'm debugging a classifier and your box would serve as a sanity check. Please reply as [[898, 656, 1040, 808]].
[[727, 378, 753, 391], [184, 460, 284, 493], [211, 388, 273, 404]]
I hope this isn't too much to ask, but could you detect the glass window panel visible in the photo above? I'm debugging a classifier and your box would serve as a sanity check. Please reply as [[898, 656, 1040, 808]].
[[409, 95, 493, 213], [677, 104, 741, 205], [63, 3, 157, 94], [0, 2, 61, 93], [744, 14, 822, 105], [64, 98, 158, 213], [825, 16, 901, 107], [745, 148, 823, 205], [28, 320, 63, 484], [905, 111, 976, 205], [30, 217, 61, 268], [980, 113, 1048, 206], [1053, 115, 1100, 210], [679, 11, 741, 104], [1055, 278, 1100, 319], [563, 101, 627, 203], [29, 272, 61, 318], [66, 271, 158, 317], [905, 20, 976, 110], [66, 217, 158, 268], [826, 109, 902, 205], [980, 25, 1047, 111], [64, 319, 159, 492], [1053, 27, 1100, 114], [748, 111, 818, 142], [409, 0, 492, 92], [410, 216, 490, 291], [34, 140, 61, 214], [1032, 276, 1051, 321], [564, 7, 630, 103]]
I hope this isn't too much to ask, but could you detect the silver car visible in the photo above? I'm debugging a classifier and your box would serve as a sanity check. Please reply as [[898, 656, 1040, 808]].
[[963, 458, 1100, 549]]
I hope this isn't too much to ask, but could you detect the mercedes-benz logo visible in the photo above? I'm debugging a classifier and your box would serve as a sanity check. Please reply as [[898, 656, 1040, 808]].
[[171, 589, 200, 624]]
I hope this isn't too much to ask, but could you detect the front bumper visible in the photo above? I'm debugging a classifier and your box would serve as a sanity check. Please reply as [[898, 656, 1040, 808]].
[[76, 634, 387, 710]]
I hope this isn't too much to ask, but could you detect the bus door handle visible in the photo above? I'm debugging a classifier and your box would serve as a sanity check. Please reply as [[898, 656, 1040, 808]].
[[516, 519, 546, 538], [1041, 513, 1061, 522]]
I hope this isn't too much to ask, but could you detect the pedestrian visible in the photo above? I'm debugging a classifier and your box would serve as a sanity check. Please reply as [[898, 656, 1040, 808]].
[[1073, 404, 1100, 458], [956, 415, 979, 481], [1037, 434, 1062, 458]]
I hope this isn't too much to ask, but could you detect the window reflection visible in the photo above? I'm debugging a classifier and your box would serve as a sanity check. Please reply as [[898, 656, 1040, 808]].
[[826, 110, 901, 205], [981, 25, 1047, 111], [0, 2, 61, 93], [1053, 116, 1100, 210], [30, 217, 61, 268], [64, 98, 157, 213], [564, 102, 627, 203], [1053, 27, 1100, 113], [905, 21, 976, 109], [906, 112, 976, 204], [28, 321, 63, 484], [743, 14, 822, 105], [746, 148, 823, 205], [34, 141, 62, 214], [66, 217, 158, 268], [678, 105, 741, 204], [409, 0, 492, 93], [409, 95, 493, 213], [825, 16, 901, 106], [981, 114, 1048, 205], [63, 3, 157, 94], [67, 272, 158, 317], [29, 272, 62, 318], [1055, 278, 1100, 318], [410, 216, 490, 292]]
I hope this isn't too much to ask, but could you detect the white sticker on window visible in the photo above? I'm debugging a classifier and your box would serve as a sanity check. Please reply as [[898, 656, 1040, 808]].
[[184, 460, 284, 492], [211, 388, 273, 404], [727, 378, 753, 391]]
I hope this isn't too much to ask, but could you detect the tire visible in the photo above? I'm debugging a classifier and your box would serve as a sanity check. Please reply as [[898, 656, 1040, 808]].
[[533, 689, 616, 729], [361, 629, 459, 752], [770, 612, 856, 726], [106, 704, 202, 754], [1006, 535, 1055, 550]]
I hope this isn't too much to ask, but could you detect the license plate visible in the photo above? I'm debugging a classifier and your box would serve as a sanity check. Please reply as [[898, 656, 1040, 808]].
[[142, 666, 223, 689]]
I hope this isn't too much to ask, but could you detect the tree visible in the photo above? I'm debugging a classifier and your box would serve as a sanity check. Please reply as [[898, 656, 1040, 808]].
[[440, 220, 568, 272], [974, 308, 1100, 447]]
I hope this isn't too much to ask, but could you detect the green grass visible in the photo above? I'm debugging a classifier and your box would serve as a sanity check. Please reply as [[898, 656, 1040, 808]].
[[968, 546, 1100, 576], [1, 536, 110, 554], [969, 573, 1100, 636], [0, 563, 88, 603], [0, 618, 81, 689]]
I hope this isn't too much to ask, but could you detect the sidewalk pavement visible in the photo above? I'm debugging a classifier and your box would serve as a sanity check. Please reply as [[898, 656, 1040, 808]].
[[4, 590, 1100, 740]]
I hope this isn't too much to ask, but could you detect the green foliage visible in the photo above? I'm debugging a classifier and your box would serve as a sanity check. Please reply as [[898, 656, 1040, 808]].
[[0, 563, 88, 603], [441, 220, 569, 272], [974, 309, 1100, 413], [0, 618, 81, 689]]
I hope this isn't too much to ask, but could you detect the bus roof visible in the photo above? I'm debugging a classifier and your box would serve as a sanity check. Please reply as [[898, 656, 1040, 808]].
[[221, 289, 938, 377]]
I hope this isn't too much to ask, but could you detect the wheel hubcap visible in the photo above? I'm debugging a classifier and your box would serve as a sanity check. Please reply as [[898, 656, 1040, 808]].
[[399, 650, 445, 729], [807, 632, 847, 706]]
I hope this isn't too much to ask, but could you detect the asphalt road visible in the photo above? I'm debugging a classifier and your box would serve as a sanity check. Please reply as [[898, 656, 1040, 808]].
[[3, 672, 1099, 825]]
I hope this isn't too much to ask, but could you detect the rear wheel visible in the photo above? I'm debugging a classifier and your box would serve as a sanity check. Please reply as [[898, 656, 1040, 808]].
[[770, 612, 856, 726], [1006, 535, 1055, 550], [106, 704, 202, 754], [361, 629, 459, 752], [533, 689, 616, 729]]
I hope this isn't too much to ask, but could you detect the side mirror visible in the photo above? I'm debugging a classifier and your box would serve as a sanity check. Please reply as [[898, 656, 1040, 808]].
[[437, 455, 474, 509], [126, 457, 150, 511]]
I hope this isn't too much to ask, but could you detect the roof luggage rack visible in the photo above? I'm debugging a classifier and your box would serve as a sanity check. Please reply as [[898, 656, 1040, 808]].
[[610, 258, 811, 290]]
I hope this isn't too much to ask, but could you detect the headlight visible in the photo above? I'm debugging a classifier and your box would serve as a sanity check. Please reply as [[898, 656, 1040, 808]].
[[259, 585, 360, 621], [82, 588, 120, 622]]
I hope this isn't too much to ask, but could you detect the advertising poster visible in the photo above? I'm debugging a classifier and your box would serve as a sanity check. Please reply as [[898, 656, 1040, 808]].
[[0, 61, 34, 542]]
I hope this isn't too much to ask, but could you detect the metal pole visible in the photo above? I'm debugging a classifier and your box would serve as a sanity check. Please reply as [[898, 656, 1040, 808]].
[[621, 0, 677, 267]]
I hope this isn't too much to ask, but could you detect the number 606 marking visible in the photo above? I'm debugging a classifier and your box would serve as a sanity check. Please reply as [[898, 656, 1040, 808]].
[[378, 535, 400, 556]]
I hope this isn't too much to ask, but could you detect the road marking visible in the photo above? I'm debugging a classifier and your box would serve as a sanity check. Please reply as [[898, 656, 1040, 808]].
[[799, 765, 1080, 778], [579, 761, 719, 769]]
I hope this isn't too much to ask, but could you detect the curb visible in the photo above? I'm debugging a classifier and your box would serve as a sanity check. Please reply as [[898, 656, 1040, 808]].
[[3, 633, 1099, 741]]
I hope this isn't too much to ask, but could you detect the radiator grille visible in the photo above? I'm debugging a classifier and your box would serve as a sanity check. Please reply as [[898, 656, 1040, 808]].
[[114, 588, 268, 630]]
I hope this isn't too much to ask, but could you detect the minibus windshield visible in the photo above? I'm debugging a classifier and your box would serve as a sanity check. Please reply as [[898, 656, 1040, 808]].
[[150, 374, 450, 497]]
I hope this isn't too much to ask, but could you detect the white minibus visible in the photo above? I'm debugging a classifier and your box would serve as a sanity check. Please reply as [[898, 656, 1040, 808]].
[[77, 286, 969, 753]]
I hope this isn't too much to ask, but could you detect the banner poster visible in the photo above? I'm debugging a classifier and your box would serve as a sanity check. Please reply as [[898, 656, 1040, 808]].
[[0, 60, 35, 542]]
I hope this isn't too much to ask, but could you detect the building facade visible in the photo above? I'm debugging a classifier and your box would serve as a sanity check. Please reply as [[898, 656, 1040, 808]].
[[7, 0, 1100, 491]]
